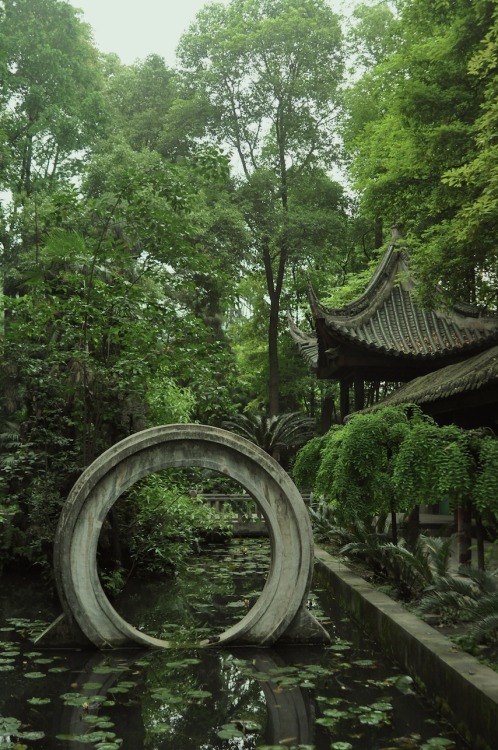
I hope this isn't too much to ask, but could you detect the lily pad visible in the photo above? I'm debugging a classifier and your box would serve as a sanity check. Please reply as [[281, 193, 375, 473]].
[[352, 659, 376, 667], [18, 731, 45, 740], [217, 723, 245, 739]]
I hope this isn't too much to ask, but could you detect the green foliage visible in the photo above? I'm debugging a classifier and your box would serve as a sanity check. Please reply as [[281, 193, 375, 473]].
[[296, 405, 498, 528], [393, 422, 473, 509], [177, 0, 346, 412], [102, 53, 180, 155], [316, 407, 415, 523], [146, 372, 196, 426], [292, 436, 324, 490], [222, 411, 315, 461], [177, 0, 344, 175], [0, 0, 105, 199], [343, 0, 498, 305], [474, 436, 498, 519], [417, 565, 498, 645], [313, 508, 454, 600], [102, 474, 232, 584], [0, 166, 233, 568]]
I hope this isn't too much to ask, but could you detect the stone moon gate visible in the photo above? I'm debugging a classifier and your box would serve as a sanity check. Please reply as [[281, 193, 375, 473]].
[[54, 424, 329, 649]]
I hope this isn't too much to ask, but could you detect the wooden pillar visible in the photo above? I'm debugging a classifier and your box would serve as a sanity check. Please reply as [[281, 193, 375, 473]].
[[340, 378, 350, 422], [320, 395, 334, 434], [354, 377, 365, 412]]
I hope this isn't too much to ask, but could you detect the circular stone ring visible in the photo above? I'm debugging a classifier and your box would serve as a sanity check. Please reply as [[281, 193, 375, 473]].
[[54, 424, 327, 649]]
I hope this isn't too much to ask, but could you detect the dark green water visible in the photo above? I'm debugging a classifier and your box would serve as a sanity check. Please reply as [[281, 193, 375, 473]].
[[0, 538, 468, 750]]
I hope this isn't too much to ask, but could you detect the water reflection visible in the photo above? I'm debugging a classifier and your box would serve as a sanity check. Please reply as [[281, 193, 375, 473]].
[[55, 652, 146, 749], [55, 647, 314, 749], [250, 650, 314, 746]]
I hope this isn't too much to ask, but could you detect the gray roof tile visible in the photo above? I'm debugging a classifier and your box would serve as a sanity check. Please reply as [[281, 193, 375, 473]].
[[310, 247, 498, 359]]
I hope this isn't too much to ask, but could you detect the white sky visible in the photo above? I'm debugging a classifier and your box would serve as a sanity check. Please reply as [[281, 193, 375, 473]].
[[67, 0, 228, 65], [68, 0, 357, 66]]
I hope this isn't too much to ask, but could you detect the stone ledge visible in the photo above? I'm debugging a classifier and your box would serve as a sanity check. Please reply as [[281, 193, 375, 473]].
[[314, 546, 498, 750]]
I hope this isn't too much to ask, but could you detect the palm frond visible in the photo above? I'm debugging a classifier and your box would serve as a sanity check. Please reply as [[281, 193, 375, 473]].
[[416, 588, 476, 621], [222, 412, 315, 455], [420, 534, 453, 577], [471, 611, 498, 643]]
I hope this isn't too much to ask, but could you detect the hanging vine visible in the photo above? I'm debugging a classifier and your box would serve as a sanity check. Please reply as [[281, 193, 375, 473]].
[[393, 422, 473, 510], [474, 436, 498, 521], [294, 404, 498, 535]]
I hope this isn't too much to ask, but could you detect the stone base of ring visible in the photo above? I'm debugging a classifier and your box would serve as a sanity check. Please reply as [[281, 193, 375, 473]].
[[277, 605, 330, 645], [35, 606, 330, 649]]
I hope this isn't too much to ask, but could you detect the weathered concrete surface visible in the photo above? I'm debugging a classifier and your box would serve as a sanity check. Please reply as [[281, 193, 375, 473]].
[[53, 424, 329, 649], [315, 546, 498, 750]]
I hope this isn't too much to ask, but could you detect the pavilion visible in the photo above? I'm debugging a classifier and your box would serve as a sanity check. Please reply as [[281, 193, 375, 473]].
[[289, 236, 498, 428]]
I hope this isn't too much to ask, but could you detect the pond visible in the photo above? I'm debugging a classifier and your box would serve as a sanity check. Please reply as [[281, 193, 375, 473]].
[[0, 538, 469, 750]]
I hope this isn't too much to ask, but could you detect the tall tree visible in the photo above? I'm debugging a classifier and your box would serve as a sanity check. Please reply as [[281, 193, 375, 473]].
[[344, 0, 496, 304], [101, 53, 182, 157], [100, 53, 250, 386], [0, 0, 105, 200], [422, 0, 498, 307], [0, 0, 106, 306], [177, 0, 344, 415]]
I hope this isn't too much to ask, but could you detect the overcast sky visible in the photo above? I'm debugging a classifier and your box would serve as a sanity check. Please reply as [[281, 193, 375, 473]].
[[67, 0, 227, 66], [68, 0, 355, 66]]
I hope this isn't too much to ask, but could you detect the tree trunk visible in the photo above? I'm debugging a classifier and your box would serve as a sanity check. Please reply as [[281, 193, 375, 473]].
[[354, 377, 365, 412], [457, 502, 472, 566], [320, 395, 334, 434], [402, 505, 420, 549], [268, 298, 280, 417], [374, 216, 383, 249], [266, 111, 289, 418], [475, 511, 485, 571], [391, 509, 398, 545], [262, 212, 288, 417], [340, 378, 350, 422]]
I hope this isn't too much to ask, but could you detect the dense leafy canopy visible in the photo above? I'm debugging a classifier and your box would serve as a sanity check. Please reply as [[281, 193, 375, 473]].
[[0, 0, 105, 199], [344, 0, 498, 305]]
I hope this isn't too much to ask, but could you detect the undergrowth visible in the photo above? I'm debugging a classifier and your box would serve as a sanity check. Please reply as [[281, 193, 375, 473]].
[[310, 499, 498, 670]]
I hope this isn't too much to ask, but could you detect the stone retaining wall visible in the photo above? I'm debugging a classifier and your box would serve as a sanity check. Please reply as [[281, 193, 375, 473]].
[[315, 547, 498, 750]]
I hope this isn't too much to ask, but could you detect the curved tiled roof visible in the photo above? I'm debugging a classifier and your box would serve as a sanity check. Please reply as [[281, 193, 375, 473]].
[[310, 246, 498, 360]]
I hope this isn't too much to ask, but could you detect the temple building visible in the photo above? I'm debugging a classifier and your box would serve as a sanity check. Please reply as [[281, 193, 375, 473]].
[[290, 236, 498, 429]]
